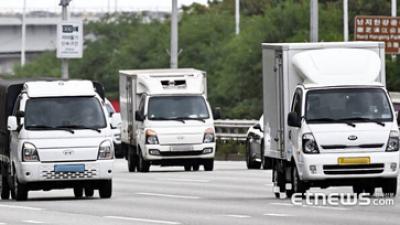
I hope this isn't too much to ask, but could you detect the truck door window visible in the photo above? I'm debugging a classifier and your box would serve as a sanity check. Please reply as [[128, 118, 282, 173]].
[[138, 95, 145, 117], [291, 89, 302, 116]]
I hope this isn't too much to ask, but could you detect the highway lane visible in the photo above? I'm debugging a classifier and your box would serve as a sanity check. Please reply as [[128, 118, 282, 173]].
[[0, 160, 398, 225]]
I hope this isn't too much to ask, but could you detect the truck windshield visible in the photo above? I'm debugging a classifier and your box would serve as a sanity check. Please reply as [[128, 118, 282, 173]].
[[25, 97, 107, 130], [305, 88, 393, 123], [148, 96, 209, 120]]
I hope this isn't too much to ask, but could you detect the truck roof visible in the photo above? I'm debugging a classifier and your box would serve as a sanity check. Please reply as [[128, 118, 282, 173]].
[[23, 80, 97, 98], [119, 68, 205, 76], [262, 41, 384, 50]]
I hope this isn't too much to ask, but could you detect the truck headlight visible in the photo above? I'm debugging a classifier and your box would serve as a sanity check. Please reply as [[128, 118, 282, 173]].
[[146, 129, 159, 145], [203, 128, 215, 143], [386, 130, 399, 152], [302, 133, 319, 154], [98, 140, 113, 160], [22, 142, 40, 162]]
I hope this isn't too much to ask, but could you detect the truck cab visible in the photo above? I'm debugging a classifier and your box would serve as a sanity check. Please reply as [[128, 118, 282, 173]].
[[120, 69, 216, 172], [0, 80, 117, 201]]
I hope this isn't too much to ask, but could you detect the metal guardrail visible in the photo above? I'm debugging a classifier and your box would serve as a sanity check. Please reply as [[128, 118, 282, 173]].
[[214, 119, 258, 141]]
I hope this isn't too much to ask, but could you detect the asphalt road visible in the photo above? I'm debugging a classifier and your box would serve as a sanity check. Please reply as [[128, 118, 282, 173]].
[[0, 160, 399, 225]]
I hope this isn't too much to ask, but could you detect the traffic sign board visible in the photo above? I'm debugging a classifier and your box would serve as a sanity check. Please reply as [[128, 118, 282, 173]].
[[57, 20, 83, 58]]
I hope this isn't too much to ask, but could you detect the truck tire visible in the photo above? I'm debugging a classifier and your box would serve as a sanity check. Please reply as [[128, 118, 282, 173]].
[[99, 180, 112, 199], [291, 165, 306, 196], [127, 148, 137, 172], [138, 150, 150, 173], [13, 175, 28, 201], [352, 185, 363, 196], [85, 187, 94, 197], [203, 159, 214, 171], [246, 142, 261, 169], [272, 162, 285, 199], [192, 164, 200, 171], [74, 187, 83, 198], [0, 172, 10, 200], [184, 165, 191, 171], [382, 178, 397, 197]]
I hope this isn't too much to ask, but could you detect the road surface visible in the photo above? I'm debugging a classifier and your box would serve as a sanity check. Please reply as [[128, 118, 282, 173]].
[[0, 160, 398, 225]]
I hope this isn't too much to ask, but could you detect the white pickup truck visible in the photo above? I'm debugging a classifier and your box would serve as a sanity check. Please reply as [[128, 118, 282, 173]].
[[0, 79, 118, 201]]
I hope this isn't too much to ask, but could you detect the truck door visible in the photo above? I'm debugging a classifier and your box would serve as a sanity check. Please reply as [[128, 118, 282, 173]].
[[288, 88, 303, 160], [126, 77, 134, 145]]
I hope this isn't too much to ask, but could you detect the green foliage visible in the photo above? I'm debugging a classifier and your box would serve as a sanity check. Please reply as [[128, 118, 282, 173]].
[[13, 0, 400, 119]]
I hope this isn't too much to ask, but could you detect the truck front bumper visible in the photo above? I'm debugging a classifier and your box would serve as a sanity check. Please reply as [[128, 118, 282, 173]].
[[142, 143, 215, 161], [298, 151, 399, 180], [16, 160, 113, 183]]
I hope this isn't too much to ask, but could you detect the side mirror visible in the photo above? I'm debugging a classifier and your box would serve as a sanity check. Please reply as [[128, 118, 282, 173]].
[[254, 123, 262, 131], [16, 111, 25, 118], [110, 113, 121, 129], [109, 111, 114, 117], [288, 112, 301, 128], [135, 111, 144, 121], [213, 107, 221, 120], [7, 116, 18, 131]]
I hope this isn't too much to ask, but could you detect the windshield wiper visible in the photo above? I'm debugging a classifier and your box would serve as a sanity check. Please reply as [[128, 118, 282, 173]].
[[26, 125, 75, 134], [307, 118, 356, 127], [341, 117, 385, 127], [178, 117, 206, 123], [59, 125, 102, 133], [150, 117, 186, 123]]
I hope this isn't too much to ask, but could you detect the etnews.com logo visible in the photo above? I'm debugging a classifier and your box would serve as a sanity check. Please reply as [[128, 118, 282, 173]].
[[291, 193, 395, 206]]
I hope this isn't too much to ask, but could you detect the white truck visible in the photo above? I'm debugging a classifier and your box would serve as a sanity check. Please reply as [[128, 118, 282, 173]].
[[0, 79, 118, 201], [119, 69, 217, 172], [262, 42, 399, 198]]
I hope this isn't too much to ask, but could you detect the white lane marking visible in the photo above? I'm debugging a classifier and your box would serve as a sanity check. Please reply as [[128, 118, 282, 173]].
[[136, 192, 200, 199], [0, 223, 6, 225], [270, 202, 293, 206], [264, 213, 293, 217], [0, 204, 42, 211], [308, 205, 349, 211], [222, 214, 251, 218], [104, 216, 181, 225], [157, 178, 210, 183], [22, 220, 44, 224]]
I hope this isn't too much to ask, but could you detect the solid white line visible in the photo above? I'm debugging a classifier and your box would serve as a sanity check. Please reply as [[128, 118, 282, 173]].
[[136, 192, 200, 199], [270, 202, 293, 206], [104, 216, 181, 225], [0, 204, 42, 211], [264, 213, 293, 217], [158, 178, 210, 183], [22, 220, 44, 224], [222, 214, 251, 218]]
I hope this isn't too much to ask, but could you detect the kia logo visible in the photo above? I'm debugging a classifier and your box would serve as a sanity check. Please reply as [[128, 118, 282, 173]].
[[348, 135, 358, 141], [63, 150, 74, 156]]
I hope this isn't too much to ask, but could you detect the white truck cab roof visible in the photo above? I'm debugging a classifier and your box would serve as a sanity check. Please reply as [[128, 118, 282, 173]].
[[23, 80, 97, 98], [119, 68, 206, 96]]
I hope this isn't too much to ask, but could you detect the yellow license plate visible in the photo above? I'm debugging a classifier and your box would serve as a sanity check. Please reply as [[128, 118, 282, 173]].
[[338, 157, 370, 165]]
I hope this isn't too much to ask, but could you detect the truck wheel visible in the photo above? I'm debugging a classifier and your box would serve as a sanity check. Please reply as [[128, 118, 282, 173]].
[[184, 165, 191, 171], [291, 165, 306, 195], [246, 142, 261, 169], [0, 173, 10, 200], [382, 178, 397, 197], [74, 187, 83, 198], [352, 185, 363, 196], [127, 149, 137, 172], [203, 159, 214, 171], [99, 180, 112, 199], [138, 150, 150, 173], [85, 187, 94, 197], [13, 175, 28, 201], [192, 164, 200, 171]]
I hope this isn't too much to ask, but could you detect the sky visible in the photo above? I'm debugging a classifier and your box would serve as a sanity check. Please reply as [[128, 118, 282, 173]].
[[0, 0, 209, 12]]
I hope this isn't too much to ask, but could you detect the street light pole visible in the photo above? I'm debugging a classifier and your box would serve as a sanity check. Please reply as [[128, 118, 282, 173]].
[[310, 0, 318, 42], [343, 0, 348, 42], [60, 0, 71, 79], [170, 0, 178, 69], [235, 0, 240, 35], [21, 0, 26, 66]]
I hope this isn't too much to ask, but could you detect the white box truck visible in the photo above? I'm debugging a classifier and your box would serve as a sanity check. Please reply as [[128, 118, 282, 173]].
[[0, 79, 118, 201], [262, 42, 399, 198], [119, 69, 217, 172]]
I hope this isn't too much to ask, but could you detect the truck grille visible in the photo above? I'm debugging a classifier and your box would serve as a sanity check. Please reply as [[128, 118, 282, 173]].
[[160, 150, 203, 156], [323, 164, 384, 175], [41, 170, 97, 180]]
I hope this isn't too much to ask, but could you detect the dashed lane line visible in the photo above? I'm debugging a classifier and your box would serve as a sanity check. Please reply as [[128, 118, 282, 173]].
[[264, 213, 293, 217], [0, 204, 42, 211], [222, 214, 251, 218], [104, 216, 181, 225], [136, 192, 201, 200], [22, 220, 44, 224]]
